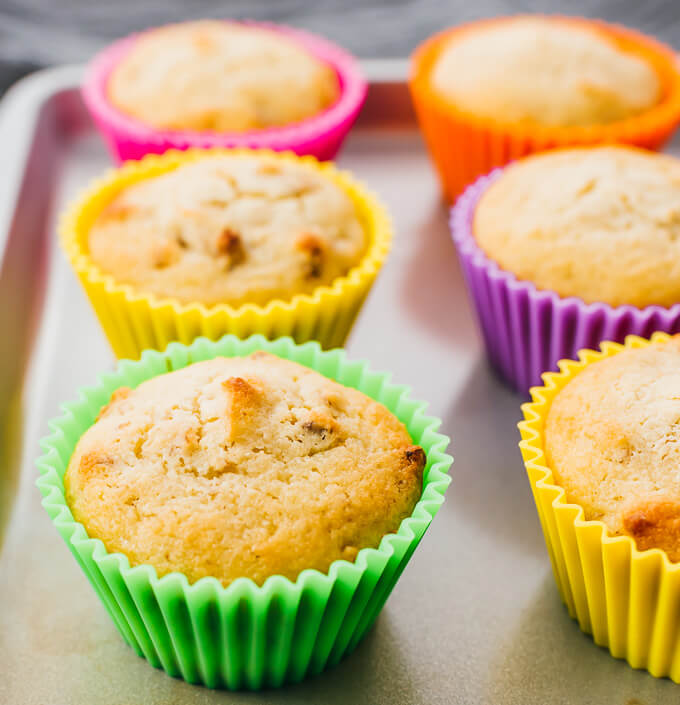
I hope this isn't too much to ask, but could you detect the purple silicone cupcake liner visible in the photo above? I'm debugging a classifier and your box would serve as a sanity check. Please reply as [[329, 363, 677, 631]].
[[450, 169, 680, 394], [82, 21, 367, 163]]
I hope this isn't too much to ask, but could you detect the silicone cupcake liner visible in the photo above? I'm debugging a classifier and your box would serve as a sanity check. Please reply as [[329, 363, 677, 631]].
[[60, 147, 392, 360], [450, 169, 680, 394], [36, 334, 453, 689], [410, 16, 680, 202], [519, 332, 680, 681], [83, 21, 367, 163]]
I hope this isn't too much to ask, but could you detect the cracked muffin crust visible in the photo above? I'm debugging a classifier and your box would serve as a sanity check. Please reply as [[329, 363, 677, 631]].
[[64, 352, 425, 586], [545, 336, 680, 561], [431, 17, 660, 128], [473, 146, 680, 307], [107, 20, 340, 132], [87, 154, 366, 307]]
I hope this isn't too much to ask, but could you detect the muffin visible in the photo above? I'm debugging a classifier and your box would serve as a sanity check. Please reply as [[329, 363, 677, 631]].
[[88, 153, 366, 307], [473, 146, 680, 308], [64, 351, 425, 586], [107, 20, 340, 133], [519, 332, 680, 681], [431, 17, 660, 128], [38, 336, 452, 688], [450, 145, 680, 392], [83, 21, 367, 162], [545, 336, 680, 559], [61, 148, 392, 359], [410, 15, 680, 202]]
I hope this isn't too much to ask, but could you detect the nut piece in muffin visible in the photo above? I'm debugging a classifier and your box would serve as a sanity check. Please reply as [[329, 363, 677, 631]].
[[474, 146, 680, 308], [64, 352, 425, 586], [432, 17, 660, 127], [545, 336, 680, 561], [88, 154, 366, 307], [108, 20, 340, 132]]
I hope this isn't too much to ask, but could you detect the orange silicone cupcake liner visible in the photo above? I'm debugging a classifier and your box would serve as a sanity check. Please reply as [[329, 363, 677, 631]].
[[410, 15, 680, 203]]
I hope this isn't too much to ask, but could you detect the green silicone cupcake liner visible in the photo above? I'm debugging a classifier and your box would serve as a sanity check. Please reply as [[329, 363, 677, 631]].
[[36, 335, 453, 690]]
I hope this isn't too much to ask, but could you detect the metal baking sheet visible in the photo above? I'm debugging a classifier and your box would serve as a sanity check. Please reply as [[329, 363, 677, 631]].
[[1, 60, 679, 705]]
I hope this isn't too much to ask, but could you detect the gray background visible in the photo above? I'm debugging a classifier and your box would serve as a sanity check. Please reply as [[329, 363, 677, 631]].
[[0, 0, 679, 93]]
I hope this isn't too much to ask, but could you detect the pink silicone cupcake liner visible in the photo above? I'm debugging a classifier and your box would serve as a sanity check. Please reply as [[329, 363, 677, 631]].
[[82, 21, 367, 163], [450, 169, 680, 394]]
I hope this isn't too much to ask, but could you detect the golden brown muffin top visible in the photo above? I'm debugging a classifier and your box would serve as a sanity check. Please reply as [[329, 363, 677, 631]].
[[107, 20, 340, 132], [88, 154, 366, 307], [474, 146, 680, 308], [545, 337, 680, 560], [64, 352, 425, 586], [431, 17, 660, 127]]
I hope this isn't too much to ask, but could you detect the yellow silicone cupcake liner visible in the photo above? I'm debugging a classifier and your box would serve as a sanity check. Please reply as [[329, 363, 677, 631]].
[[519, 332, 680, 681], [60, 148, 392, 359]]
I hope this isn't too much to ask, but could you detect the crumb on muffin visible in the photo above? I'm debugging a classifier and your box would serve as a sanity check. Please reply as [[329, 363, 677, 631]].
[[88, 154, 366, 307], [64, 352, 425, 586], [545, 336, 680, 560], [108, 20, 340, 132], [432, 17, 660, 127], [473, 146, 680, 308]]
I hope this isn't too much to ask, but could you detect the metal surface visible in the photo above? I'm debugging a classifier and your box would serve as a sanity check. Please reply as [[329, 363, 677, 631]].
[[0, 61, 678, 705]]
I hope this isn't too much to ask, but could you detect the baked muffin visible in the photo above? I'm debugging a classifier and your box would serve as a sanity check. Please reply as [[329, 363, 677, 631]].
[[64, 351, 425, 586], [88, 153, 366, 307], [431, 17, 660, 127], [545, 336, 680, 560], [107, 20, 340, 132], [473, 146, 680, 308]]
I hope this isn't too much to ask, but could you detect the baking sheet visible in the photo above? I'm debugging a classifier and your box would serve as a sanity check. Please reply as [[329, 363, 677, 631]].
[[0, 61, 679, 704]]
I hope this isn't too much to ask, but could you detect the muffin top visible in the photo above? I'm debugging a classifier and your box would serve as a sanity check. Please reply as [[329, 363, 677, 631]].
[[88, 154, 366, 307], [107, 21, 339, 132], [473, 146, 680, 308], [64, 352, 425, 586], [431, 17, 660, 127], [545, 337, 680, 561]]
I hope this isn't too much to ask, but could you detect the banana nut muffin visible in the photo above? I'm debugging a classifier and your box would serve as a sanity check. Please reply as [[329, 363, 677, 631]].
[[64, 352, 425, 586], [107, 20, 340, 132], [87, 154, 366, 307], [545, 336, 680, 561], [431, 17, 660, 127], [473, 146, 680, 308]]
